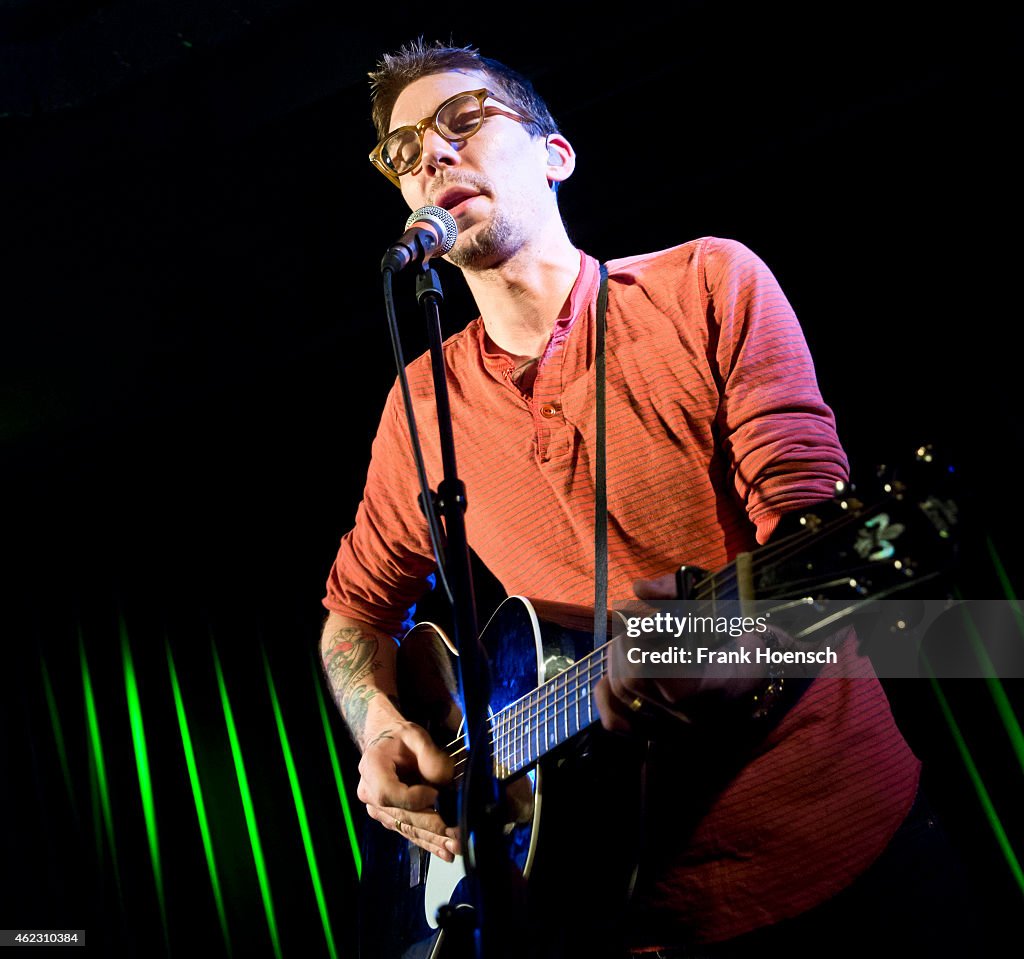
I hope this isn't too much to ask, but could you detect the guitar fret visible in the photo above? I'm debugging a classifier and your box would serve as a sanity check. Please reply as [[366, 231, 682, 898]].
[[573, 663, 581, 735], [512, 702, 520, 774], [540, 687, 548, 756], [516, 695, 524, 769], [569, 671, 576, 736], [492, 709, 500, 779], [518, 695, 525, 769], [539, 690, 546, 756], [499, 704, 507, 777], [492, 707, 500, 779], [563, 667, 571, 742], [528, 687, 536, 761], [548, 674, 560, 749], [557, 677, 564, 746], [586, 652, 603, 725], [551, 675, 559, 747], [542, 686, 549, 754], [521, 697, 529, 768], [495, 705, 506, 779], [536, 691, 544, 761], [521, 694, 529, 771], [541, 679, 551, 752]]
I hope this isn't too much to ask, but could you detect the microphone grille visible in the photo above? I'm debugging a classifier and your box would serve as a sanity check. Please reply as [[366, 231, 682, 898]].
[[406, 205, 458, 256]]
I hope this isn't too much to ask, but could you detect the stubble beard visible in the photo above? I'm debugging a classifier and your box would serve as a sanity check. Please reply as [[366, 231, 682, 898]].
[[446, 209, 523, 271]]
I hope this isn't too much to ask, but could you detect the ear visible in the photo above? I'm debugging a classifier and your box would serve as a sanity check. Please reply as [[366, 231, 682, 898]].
[[544, 133, 576, 187]]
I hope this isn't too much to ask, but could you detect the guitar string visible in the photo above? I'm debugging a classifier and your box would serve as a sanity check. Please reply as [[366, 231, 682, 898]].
[[438, 565, 861, 772], [441, 657, 604, 758], [447, 648, 620, 780], [445, 579, 869, 777], [441, 541, 845, 764], [442, 648, 614, 775], [440, 647, 610, 754], [437, 502, 903, 772], [684, 508, 886, 601], [441, 572, 845, 770], [442, 591, 876, 773]]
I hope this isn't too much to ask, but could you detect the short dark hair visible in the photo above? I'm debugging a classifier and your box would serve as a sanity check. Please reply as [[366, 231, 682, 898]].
[[368, 38, 559, 142]]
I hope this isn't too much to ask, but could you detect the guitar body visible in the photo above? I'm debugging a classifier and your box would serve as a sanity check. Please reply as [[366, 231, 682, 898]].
[[358, 597, 646, 959]]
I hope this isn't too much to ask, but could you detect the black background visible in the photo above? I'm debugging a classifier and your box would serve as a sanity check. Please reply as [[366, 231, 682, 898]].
[[2, 2, 1021, 957]]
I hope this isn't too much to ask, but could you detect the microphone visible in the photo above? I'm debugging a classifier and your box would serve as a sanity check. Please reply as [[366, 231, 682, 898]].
[[381, 205, 458, 273]]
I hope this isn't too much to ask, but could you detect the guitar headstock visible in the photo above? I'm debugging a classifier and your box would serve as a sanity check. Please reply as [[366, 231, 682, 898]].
[[756, 445, 960, 606]]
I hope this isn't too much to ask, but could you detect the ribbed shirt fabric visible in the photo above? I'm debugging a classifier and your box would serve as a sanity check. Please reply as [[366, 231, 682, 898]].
[[324, 236, 920, 944]]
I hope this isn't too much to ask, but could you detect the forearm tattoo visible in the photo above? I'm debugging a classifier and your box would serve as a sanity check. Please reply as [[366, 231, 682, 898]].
[[322, 626, 389, 747]]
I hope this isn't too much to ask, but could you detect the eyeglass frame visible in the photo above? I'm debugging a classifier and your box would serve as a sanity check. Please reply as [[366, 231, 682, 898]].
[[368, 87, 532, 187]]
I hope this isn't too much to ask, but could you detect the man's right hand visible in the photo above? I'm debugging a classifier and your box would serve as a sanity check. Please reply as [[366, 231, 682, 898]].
[[357, 719, 461, 862], [320, 611, 463, 862]]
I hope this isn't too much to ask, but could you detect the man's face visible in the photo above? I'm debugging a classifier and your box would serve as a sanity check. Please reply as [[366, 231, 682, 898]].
[[388, 70, 555, 269]]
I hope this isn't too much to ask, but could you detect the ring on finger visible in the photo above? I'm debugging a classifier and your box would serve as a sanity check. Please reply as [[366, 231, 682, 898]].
[[394, 818, 405, 832], [628, 696, 645, 712]]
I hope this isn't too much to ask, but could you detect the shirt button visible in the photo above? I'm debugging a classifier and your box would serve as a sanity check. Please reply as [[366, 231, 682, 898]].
[[539, 402, 561, 418]]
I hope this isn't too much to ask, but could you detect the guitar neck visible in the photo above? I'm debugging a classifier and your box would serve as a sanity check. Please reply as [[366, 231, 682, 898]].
[[492, 642, 611, 779], [476, 460, 960, 783]]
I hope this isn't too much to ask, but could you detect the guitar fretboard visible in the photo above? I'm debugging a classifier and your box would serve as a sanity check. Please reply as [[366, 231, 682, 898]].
[[491, 644, 611, 779]]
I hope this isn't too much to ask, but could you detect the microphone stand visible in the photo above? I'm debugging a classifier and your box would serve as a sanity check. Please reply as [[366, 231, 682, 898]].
[[411, 261, 525, 959]]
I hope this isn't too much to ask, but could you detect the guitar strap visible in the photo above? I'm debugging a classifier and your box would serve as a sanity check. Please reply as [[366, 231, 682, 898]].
[[593, 262, 609, 652]]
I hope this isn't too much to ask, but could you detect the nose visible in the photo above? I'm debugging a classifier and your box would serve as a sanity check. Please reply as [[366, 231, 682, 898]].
[[419, 126, 460, 179]]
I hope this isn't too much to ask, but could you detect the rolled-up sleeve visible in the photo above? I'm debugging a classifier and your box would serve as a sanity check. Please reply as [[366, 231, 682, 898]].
[[701, 237, 849, 542]]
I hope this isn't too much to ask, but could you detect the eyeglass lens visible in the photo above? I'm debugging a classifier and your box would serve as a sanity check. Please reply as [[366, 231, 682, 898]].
[[382, 94, 485, 175]]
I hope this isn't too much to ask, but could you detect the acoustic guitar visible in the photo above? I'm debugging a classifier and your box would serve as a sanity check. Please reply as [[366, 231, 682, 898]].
[[357, 454, 959, 959]]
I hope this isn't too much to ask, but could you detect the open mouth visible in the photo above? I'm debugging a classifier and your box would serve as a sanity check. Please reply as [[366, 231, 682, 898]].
[[436, 187, 481, 215]]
